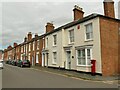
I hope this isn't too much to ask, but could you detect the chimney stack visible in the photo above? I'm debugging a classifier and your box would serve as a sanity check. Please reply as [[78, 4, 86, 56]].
[[35, 33, 38, 38], [46, 22, 55, 33], [73, 5, 84, 21], [8, 45, 12, 49], [24, 37, 27, 42], [103, 0, 115, 18], [28, 32, 32, 41], [14, 43, 17, 47]]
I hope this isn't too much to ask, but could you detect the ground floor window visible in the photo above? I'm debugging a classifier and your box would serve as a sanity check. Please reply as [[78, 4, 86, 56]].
[[53, 52, 57, 64], [36, 54, 39, 63], [77, 48, 92, 66]]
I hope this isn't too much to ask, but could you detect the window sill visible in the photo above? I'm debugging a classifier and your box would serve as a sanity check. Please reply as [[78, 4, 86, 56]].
[[53, 45, 57, 47], [68, 42, 74, 45], [84, 39, 93, 42], [77, 65, 91, 67], [52, 63, 57, 65]]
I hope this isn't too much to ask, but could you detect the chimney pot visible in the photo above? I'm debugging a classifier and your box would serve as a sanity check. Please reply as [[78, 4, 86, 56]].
[[28, 32, 32, 41], [14, 43, 17, 47], [24, 37, 27, 42], [73, 5, 84, 21], [35, 33, 38, 38]]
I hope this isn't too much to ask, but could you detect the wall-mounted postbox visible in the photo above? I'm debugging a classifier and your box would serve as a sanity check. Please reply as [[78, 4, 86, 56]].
[[91, 60, 96, 76]]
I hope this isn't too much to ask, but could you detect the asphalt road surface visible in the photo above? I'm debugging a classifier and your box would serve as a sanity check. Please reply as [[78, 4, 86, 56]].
[[2, 64, 118, 88]]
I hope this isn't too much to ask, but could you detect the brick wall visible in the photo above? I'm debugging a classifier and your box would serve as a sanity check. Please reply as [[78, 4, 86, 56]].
[[119, 23, 120, 75], [3, 50, 8, 61], [39, 38, 43, 65], [100, 17, 119, 76], [0, 52, 2, 60]]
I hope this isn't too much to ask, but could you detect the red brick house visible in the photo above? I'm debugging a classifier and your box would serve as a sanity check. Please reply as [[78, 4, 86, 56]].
[[0, 50, 3, 60]]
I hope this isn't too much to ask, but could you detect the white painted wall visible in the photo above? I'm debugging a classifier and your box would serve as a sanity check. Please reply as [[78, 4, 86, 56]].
[[64, 17, 102, 73], [44, 30, 63, 68], [43, 17, 102, 74]]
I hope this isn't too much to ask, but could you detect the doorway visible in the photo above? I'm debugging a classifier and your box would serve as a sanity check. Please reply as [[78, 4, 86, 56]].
[[46, 53, 49, 67], [66, 51, 71, 70]]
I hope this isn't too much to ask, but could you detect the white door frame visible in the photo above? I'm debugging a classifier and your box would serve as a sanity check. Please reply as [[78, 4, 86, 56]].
[[66, 50, 71, 70], [32, 56, 34, 66], [42, 53, 45, 67]]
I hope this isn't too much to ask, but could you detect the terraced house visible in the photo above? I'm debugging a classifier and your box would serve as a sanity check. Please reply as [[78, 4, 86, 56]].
[[4, 32, 44, 66], [3, 0, 120, 76]]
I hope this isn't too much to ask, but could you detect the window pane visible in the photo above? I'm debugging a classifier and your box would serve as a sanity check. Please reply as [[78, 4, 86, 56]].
[[53, 35, 57, 45], [69, 30, 74, 43], [81, 57, 85, 65], [77, 49, 86, 65], [87, 49, 90, 56], [86, 23, 93, 40], [82, 49, 85, 57], [53, 52, 57, 63], [87, 58, 91, 65], [87, 49, 91, 65]]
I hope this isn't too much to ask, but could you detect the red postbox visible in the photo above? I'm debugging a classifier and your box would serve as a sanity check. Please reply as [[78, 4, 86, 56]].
[[91, 60, 96, 76]]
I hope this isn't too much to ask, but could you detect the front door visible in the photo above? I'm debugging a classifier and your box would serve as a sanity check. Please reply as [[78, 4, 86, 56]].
[[46, 53, 49, 67], [36, 54, 39, 64], [66, 51, 71, 70]]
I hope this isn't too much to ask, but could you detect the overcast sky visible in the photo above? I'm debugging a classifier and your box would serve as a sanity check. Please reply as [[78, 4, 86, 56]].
[[0, 0, 119, 50]]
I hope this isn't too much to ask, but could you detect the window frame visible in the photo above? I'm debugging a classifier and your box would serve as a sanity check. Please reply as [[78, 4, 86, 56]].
[[33, 42, 35, 51], [29, 43, 31, 52], [52, 52, 57, 64], [37, 40, 39, 50], [46, 37, 48, 48], [53, 34, 57, 46], [68, 29, 74, 44], [76, 47, 92, 66], [85, 23, 93, 41]]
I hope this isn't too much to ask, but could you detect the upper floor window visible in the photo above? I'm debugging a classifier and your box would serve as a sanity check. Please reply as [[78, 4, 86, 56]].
[[53, 35, 57, 46], [29, 43, 31, 51], [33, 42, 35, 51], [85, 23, 93, 40], [46, 37, 48, 48], [37, 40, 39, 50], [24, 45, 25, 52], [21, 46, 23, 53], [17, 48, 19, 52], [69, 29, 74, 43], [26, 44, 27, 53]]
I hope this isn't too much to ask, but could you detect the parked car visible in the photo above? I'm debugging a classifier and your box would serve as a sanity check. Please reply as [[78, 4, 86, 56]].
[[17, 60, 22, 67], [0, 60, 3, 69], [6, 60, 9, 64], [11, 60, 17, 66], [17, 60, 30, 68], [6, 60, 12, 64]]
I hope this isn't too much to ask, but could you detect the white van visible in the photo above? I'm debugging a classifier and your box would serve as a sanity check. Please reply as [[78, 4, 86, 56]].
[[0, 60, 3, 69]]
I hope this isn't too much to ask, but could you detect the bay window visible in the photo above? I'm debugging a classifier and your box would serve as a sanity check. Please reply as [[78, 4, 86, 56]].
[[77, 48, 92, 66]]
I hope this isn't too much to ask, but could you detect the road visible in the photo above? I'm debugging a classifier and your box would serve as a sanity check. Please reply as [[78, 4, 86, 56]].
[[2, 64, 118, 88]]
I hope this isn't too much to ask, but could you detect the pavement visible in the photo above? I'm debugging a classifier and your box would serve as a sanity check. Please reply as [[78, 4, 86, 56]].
[[0, 69, 2, 90], [2, 64, 119, 88], [31, 65, 119, 82]]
